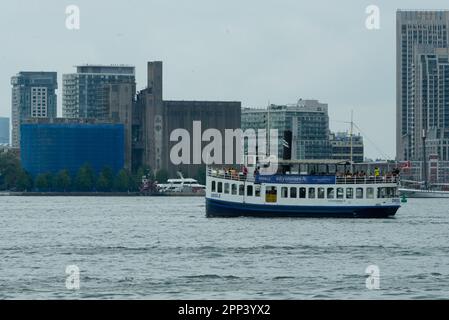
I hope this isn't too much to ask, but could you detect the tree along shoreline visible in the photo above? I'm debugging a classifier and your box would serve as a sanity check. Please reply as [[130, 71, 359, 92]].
[[1, 152, 206, 193]]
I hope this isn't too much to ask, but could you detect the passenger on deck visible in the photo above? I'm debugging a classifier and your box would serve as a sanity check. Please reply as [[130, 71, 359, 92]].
[[374, 167, 380, 177]]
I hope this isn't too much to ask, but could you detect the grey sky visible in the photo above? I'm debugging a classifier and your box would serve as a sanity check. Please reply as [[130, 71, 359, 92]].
[[1, 0, 448, 159]]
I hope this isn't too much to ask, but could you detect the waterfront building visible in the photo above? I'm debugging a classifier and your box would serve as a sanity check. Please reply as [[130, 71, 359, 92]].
[[396, 10, 449, 161], [413, 47, 449, 161], [10, 72, 57, 148], [241, 99, 332, 160], [62, 65, 135, 168], [329, 131, 364, 163], [20, 118, 124, 177], [0, 117, 9, 145], [134, 62, 241, 178]]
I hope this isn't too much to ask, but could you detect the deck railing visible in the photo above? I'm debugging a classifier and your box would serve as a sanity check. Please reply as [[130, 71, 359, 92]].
[[335, 176, 399, 184], [207, 169, 251, 182], [207, 169, 399, 185]]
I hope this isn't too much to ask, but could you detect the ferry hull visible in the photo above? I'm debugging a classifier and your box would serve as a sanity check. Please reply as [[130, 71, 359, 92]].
[[206, 198, 399, 218]]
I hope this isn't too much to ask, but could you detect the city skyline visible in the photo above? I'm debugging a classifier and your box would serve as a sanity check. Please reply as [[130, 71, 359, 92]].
[[1, 1, 449, 159], [396, 10, 449, 161]]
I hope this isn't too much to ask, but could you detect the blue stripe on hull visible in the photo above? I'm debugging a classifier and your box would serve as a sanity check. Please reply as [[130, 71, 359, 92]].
[[206, 198, 399, 218]]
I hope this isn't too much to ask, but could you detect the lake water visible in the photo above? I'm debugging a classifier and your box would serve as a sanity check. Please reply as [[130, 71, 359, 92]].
[[0, 196, 448, 299]]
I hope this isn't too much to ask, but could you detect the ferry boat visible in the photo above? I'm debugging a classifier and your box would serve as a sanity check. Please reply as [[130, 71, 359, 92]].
[[205, 159, 401, 218]]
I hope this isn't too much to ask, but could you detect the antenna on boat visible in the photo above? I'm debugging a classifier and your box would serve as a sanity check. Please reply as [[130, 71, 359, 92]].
[[350, 110, 354, 164], [267, 100, 271, 157]]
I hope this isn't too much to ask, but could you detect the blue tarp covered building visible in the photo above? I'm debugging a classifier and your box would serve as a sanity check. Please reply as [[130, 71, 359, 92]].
[[20, 123, 124, 176]]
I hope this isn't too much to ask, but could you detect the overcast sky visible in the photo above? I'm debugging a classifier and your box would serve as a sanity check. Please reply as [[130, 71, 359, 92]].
[[1, 0, 448, 159]]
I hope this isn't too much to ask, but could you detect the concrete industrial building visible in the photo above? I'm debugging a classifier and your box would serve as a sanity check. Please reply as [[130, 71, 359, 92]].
[[241, 100, 332, 160], [62, 65, 136, 168], [134, 62, 241, 178], [0, 117, 9, 145], [396, 10, 449, 161], [10, 72, 58, 148]]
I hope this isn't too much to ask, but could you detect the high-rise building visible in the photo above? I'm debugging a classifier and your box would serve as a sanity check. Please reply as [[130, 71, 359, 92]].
[[329, 132, 364, 163], [62, 65, 136, 168], [20, 118, 124, 177], [134, 62, 241, 178], [396, 10, 449, 161], [0, 117, 9, 145], [10, 72, 57, 147], [414, 47, 449, 161], [241, 99, 332, 160]]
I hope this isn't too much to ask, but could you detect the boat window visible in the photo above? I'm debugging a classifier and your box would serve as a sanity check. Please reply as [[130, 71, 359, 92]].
[[290, 187, 297, 198], [224, 183, 230, 194], [255, 185, 261, 197], [391, 187, 397, 197], [239, 184, 244, 196], [377, 188, 383, 198], [367, 187, 374, 199], [247, 185, 253, 196], [266, 186, 277, 203], [281, 187, 288, 198], [337, 188, 344, 199], [299, 187, 306, 199], [217, 182, 223, 193], [231, 184, 237, 195], [318, 187, 325, 199], [211, 181, 216, 192], [327, 188, 335, 199], [308, 188, 315, 199], [356, 188, 363, 199], [346, 188, 353, 199], [377, 187, 395, 198]]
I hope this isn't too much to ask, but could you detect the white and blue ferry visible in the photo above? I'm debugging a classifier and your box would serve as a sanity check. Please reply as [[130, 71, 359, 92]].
[[206, 159, 400, 218]]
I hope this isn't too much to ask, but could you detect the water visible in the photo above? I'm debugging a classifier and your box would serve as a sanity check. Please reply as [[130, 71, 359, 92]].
[[0, 196, 448, 299]]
